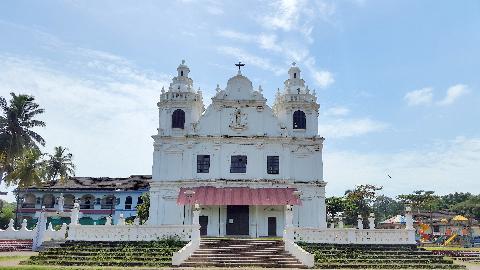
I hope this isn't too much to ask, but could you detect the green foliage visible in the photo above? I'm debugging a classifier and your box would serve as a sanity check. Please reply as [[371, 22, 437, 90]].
[[3, 148, 45, 187], [44, 146, 75, 182], [0, 93, 45, 178], [373, 195, 404, 223], [345, 184, 383, 224], [0, 200, 15, 229], [449, 195, 480, 220], [136, 193, 149, 224], [397, 190, 439, 212]]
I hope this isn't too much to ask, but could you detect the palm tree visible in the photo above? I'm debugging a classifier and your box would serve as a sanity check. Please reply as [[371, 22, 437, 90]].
[[45, 146, 75, 182], [0, 93, 45, 178], [3, 148, 45, 188]]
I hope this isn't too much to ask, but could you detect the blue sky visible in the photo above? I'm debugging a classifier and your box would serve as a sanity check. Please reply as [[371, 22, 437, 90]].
[[0, 0, 479, 202]]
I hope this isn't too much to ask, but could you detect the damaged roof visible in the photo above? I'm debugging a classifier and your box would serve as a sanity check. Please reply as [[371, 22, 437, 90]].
[[20, 175, 151, 191]]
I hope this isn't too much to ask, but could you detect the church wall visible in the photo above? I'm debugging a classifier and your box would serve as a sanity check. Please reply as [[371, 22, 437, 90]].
[[152, 138, 323, 182]]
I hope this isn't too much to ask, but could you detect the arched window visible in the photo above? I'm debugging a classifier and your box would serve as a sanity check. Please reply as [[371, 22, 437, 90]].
[[172, 109, 185, 129], [181, 70, 184, 76], [293, 73, 297, 79], [137, 196, 144, 205], [125, 196, 132, 210], [293, 110, 306, 129]]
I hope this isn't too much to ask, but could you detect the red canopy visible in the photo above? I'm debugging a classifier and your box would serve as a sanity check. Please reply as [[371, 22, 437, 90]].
[[177, 186, 301, 206]]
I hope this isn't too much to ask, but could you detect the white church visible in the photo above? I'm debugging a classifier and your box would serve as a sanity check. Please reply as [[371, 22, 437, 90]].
[[148, 60, 327, 237]]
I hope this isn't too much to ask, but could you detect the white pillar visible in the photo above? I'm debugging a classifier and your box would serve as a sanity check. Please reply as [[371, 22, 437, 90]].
[[70, 202, 80, 225], [405, 206, 414, 230], [338, 216, 344, 229], [357, 215, 363, 229], [283, 205, 294, 241], [368, 213, 375, 229], [192, 205, 200, 242]]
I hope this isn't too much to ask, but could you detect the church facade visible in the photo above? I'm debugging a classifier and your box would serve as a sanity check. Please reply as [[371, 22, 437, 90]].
[[148, 61, 326, 237]]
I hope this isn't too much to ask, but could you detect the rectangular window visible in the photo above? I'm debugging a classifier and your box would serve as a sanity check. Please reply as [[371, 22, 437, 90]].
[[267, 156, 279, 174], [197, 155, 210, 173], [230, 155, 247, 173]]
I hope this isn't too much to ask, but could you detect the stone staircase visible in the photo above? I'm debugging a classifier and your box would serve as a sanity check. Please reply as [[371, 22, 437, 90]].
[[181, 238, 307, 268], [0, 239, 33, 252]]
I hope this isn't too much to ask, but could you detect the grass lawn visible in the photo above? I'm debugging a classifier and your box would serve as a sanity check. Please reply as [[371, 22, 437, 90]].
[[424, 246, 480, 252]]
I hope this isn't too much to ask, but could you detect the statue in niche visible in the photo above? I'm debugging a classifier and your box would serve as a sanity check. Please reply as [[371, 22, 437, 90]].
[[229, 108, 247, 131]]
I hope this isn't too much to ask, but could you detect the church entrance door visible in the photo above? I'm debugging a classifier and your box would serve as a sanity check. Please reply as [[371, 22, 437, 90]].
[[268, 217, 277, 236], [199, 215, 208, 236], [226, 205, 249, 236]]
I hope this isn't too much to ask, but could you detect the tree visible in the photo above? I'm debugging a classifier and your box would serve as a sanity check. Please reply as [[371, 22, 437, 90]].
[[397, 190, 438, 213], [373, 195, 404, 223], [3, 148, 45, 188], [0, 93, 45, 180], [45, 146, 75, 182], [450, 195, 480, 220], [0, 200, 15, 229], [344, 184, 383, 225], [136, 193, 150, 224]]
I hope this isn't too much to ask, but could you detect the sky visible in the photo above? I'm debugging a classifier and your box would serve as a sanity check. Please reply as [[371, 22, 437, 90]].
[[0, 0, 479, 202]]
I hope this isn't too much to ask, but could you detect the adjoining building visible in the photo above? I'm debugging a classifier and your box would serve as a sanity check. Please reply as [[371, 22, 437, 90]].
[[148, 61, 326, 237], [16, 175, 149, 227]]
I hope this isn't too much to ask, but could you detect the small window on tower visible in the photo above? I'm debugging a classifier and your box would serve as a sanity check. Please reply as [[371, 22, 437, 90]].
[[294, 73, 297, 79], [172, 109, 185, 129], [230, 155, 247, 173], [197, 155, 210, 173], [293, 110, 306, 129], [267, 156, 279, 174], [181, 70, 184, 76]]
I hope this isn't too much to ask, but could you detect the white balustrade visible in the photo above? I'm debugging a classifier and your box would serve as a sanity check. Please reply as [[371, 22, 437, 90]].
[[172, 238, 200, 266], [284, 240, 315, 268], [0, 219, 34, 239], [67, 223, 198, 242], [288, 227, 416, 245]]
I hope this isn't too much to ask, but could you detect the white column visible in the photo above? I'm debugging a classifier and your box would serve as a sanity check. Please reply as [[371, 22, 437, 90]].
[[192, 206, 200, 241], [32, 207, 47, 251], [368, 213, 376, 229], [283, 205, 294, 241], [405, 206, 414, 230], [357, 215, 363, 229]]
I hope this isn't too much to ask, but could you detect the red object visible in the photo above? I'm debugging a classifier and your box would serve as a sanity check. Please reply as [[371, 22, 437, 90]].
[[177, 186, 302, 206]]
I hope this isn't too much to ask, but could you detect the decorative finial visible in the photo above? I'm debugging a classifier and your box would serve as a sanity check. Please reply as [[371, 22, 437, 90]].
[[161, 86, 165, 94], [306, 85, 310, 94], [258, 85, 263, 93], [292, 61, 296, 66], [181, 59, 185, 65], [312, 89, 316, 96], [215, 84, 221, 92]]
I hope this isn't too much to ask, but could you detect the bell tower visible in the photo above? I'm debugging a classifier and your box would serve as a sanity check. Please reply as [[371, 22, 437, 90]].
[[157, 60, 204, 136], [273, 62, 319, 137]]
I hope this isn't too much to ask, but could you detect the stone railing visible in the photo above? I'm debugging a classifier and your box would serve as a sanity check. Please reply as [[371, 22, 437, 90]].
[[284, 239, 315, 267], [67, 223, 197, 242], [44, 223, 68, 241], [288, 227, 416, 245], [172, 209, 201, 265], [0, 219, 34, 240]]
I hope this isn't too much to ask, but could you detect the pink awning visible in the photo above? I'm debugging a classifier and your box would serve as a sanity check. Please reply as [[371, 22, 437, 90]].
[[177, 186, 301, 206]]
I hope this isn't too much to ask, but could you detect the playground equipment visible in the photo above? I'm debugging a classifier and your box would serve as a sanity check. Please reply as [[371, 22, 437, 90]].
[[444, 233, 458, 246]]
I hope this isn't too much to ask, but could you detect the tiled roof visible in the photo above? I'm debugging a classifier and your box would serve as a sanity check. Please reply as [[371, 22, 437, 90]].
[[21, 175, 151, 191]]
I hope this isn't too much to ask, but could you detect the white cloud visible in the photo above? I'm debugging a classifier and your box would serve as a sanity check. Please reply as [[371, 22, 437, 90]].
[[311, 69, 334, 88], [404, 87, 433, 106], [437, 84, 470, 106], [405, 84, 470, 107], [325, 137, 480, 196], [217, 46, 285, 75], [323, 106, 350, 116], [0, 51, 171, 202], [262, 0, 304, 31], [319, 118, 388, 138]]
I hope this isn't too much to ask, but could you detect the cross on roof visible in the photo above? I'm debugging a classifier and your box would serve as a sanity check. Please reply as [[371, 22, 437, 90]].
[[235, 61, 245, 71]]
